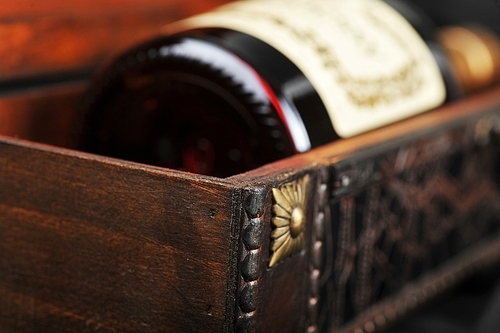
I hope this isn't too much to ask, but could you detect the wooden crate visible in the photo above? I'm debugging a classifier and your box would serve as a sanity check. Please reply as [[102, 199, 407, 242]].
[[2, 1, 500, 332], [2, 86, 500, 332]]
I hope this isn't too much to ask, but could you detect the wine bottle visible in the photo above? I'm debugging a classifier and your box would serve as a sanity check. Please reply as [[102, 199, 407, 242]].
[[383, 0, 464, 100], [75, 0, 449, 177]]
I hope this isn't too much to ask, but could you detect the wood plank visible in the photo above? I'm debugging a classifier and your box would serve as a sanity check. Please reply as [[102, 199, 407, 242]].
[[0, 0, 230, 81], [0, 139, 239, 332]]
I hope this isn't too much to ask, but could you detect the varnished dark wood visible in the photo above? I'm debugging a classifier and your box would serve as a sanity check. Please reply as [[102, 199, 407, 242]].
[[0, 139, 240, 332], [0, 83, 85, 147], [0, 0, 231, 81]]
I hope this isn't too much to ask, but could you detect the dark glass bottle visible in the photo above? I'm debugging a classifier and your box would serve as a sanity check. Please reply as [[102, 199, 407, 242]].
[[75, 0, 450, 177], [384, 0, 464, 100]]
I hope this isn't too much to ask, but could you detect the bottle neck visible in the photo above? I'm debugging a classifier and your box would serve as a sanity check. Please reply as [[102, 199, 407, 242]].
[[437, 25, 500, 94]]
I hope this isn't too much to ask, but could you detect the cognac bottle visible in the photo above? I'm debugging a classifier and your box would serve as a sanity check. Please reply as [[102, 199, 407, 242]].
[[76, 0, 450, 177]]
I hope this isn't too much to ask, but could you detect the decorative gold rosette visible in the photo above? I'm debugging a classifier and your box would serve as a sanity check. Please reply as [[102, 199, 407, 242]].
[[269, 174, 309, 267]]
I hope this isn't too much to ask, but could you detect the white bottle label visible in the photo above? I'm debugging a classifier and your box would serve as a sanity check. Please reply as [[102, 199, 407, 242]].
[[167, 0, 446, 138]]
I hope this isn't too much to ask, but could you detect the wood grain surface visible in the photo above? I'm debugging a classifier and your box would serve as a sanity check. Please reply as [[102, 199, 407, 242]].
[[0, 0, 230, 82], [0, 139, 240, 332]]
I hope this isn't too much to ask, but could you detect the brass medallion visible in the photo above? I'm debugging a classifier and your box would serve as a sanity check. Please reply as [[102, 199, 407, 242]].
[[269, 174, 309, 267]]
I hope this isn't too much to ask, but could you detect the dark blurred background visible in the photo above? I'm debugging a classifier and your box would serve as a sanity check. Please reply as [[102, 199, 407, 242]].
[[413, 0, 500, 34]]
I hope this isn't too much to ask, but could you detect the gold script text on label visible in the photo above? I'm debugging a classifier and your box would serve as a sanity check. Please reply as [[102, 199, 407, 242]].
[[174, 0, 446, 138]]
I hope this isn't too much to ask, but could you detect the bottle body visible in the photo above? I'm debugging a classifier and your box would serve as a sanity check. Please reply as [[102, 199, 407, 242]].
[[77, 29, 318, 176], [76, 0, 448, 177]]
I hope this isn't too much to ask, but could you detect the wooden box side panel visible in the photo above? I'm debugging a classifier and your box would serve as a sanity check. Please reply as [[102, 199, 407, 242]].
[[229, 89, 500, 333], [0, 140, 239, 332], [321, 114, 500, 333]]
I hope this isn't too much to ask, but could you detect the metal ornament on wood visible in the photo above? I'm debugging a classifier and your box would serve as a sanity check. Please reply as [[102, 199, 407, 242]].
[[269, 174, 310, 267]]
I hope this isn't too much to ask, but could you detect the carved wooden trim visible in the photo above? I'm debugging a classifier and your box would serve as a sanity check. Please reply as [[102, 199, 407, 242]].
[[318, 110, 500, 332], [340, 234, 500, 333], [233, 107, 500, 333]]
